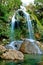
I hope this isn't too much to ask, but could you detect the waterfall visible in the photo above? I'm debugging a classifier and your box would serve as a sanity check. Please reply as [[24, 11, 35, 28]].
[[6, 6, 42, 54]]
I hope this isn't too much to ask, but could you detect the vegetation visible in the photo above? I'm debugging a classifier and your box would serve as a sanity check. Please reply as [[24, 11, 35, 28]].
[[0, 0, 21, 22]]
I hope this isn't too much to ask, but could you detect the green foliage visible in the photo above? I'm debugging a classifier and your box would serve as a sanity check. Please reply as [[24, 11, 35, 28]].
[[41, 18, 43, 25], [0, 0, 21, 22], [14, 29, 22, 40], [0, 20, 10, 38], [14, 23, 27, 40]]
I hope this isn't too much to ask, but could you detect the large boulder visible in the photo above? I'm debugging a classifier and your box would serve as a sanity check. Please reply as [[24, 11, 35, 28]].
[[20, 39, 42, 54], [1, 49, 24, 61]]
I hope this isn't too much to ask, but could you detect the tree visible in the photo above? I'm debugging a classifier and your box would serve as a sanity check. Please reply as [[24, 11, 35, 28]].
[[0, 0, 22, 22]]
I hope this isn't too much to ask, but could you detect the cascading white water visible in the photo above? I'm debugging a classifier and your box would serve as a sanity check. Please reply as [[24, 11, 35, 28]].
[[6, 41, 23, 50], [9, 14, 16, 49], [11, 15, 15, 32], [10, 14, 15, 41], [26, 15, 34, 39]]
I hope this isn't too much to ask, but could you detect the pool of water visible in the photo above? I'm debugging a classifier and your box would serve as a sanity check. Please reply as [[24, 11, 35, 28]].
[[0, 54, 43, 65]]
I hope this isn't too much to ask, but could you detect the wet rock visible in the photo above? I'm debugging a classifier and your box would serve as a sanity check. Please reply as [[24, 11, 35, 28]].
[[1, 49, 24, 61], [5, 41, 23, 50], [20, 39, 41, 54]]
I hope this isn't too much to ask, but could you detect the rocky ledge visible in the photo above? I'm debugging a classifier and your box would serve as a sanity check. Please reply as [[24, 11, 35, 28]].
[[0, 45, 24, 61]]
